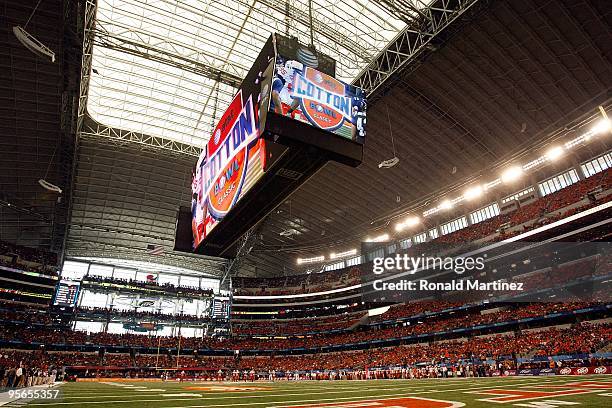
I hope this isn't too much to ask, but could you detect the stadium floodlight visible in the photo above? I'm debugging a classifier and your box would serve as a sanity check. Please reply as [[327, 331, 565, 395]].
[[439, 199, 453, 210], [501, 166, 523, 183], [296, 256, 325, 265], [395, 216, 419, 232], [405, 216, 420, 227], [592, 118, 611, 135], [365, 233, 389, 242], [545, 146, 564, 161], [330, 249, 357, 260], [464, 185, 483, 200]]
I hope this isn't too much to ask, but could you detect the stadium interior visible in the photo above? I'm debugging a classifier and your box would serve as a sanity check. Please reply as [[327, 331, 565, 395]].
[[1, 0, 611, 407]]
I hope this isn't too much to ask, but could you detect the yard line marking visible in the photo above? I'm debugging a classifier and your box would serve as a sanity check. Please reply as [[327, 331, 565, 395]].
[[162, 393, 202, 397], [465, 388, 595, 403], [55, 377, 554, 401], [53, 384, 427, 400], [27, 377, 577, 406], [269, 396, 466, 408]]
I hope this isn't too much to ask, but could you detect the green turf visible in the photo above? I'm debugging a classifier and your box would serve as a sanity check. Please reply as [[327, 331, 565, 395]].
[[16, 375, 612, 408]]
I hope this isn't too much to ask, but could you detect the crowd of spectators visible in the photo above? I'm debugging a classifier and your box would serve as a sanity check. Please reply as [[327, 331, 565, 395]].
[[0, 301, 605, 351], [76, 306, 211, 323], [233, 314, 360, 336], [371, 301, 462, 323], [0, 323, 607, 376], [0, 240, 58, 276], [82, 275, 214, 297], [0, 350, 63, 387], [518, 255, 607, 292], [230, 322, 610, 372], [233, 268, 361, 296], [438, 166, 612, 244], [0, 304, 54, 325]]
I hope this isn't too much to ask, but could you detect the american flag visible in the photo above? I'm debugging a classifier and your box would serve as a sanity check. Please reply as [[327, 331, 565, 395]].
[[146, 244, 164, 256]]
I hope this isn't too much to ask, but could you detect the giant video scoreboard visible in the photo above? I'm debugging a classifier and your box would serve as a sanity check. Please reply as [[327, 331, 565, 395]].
[[175, 34, 366, 257]]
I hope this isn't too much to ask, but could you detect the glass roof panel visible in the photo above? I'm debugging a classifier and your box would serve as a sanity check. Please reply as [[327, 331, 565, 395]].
[[88, 0, 413, 147]]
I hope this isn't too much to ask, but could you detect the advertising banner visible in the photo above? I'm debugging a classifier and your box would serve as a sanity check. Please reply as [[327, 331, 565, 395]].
[[558, 366, 611, 375], [538, 368, 556, 376], [517, 368, 540, 376]]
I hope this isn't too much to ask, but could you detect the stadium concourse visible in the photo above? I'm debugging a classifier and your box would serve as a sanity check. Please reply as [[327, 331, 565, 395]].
[[1, 0, 612, 407]]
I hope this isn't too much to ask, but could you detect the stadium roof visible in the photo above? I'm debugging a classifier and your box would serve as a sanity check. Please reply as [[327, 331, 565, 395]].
[[1, 0, 76, 254], [3, 0, 611, 279], [87, 0, 410, 147]]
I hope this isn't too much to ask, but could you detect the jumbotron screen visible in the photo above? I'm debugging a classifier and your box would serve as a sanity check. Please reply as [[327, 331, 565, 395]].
[[191, 90, 268, 248], [190, 34, 367, 251], [270, 55, 366, 144], [191, 37, 274, 249]]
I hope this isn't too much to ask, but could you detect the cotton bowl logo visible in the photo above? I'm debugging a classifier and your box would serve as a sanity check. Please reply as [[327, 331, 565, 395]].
[[201, 91, 258, 221], [208, 149, 247, 218], [294, 67, 350, 131]]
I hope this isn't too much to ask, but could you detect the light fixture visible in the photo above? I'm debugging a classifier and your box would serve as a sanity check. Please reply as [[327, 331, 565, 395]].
[[378, 157, 399, 169], [592, 118, 611, 135], [38, 179, 62, 193], [501, 166, 523, 183], [397, 108, 605, 224], [296, 256, 324, 265], [464, 185, 483, 200], [13, 26, 55, 63], [545, 146, 564, 161], [395, 216, 420, 232], [13, 1, 56, 63], [365, 233, 389, 243], [330, 249, 357, 260], [405, 216, 420, 227], [439, 199, 453, 210]]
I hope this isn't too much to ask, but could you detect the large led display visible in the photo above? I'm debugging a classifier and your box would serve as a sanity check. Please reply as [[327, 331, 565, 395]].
[[186, 34, 366, 255], [270, 56, 366, 144], [191, 39, 274, 250], [191, 92, 268, 249]]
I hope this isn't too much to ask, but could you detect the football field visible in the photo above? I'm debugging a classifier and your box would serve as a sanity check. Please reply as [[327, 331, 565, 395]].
[[12, 375, 612, 408]]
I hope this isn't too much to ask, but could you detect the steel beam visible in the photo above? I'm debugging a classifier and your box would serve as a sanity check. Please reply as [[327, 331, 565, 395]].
[[93, 24, 243, 89], [256, 0, 373, 62], [81, 118, 202, 157], [354, 0, 483, 99]]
